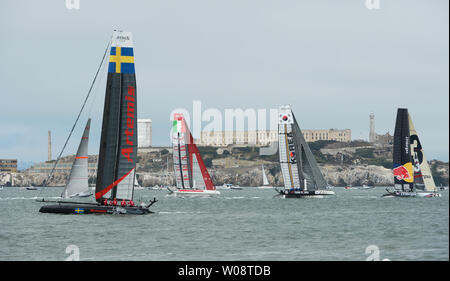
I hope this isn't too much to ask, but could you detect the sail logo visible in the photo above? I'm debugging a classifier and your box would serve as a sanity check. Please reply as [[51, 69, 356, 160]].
[[121, 85, 135, 162], [116, 35, 130, 41], [286, 132, 296, 163], [404, 136, 410, 155], [393, 163, 413, 182]]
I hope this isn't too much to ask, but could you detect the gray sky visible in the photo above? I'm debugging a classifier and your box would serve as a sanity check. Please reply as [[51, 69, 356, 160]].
[[0, 0, 448, 164]]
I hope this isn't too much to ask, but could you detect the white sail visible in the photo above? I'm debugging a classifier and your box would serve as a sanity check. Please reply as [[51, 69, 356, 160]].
[[262, 165, 269, 186], [191, 153, 206, 190], [408, 114, 436, 192], [115, 168, 135, 199], [278, 105, 330, 192], [134, 174, 139, 187], [278, 106, 301, 190], [172, 115, 191, 189], [63, 119, 91, 198]]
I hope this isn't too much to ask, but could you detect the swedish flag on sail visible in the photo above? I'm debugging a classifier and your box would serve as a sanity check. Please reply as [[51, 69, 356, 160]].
[[108, 46, 135, 74]]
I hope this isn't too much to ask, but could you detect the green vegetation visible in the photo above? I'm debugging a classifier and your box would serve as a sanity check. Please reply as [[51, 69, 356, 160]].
[[367, 158, 392, 169], [355, 148, 375, 158], [307, 140, 336, 152], [269, 165, 280, 176], [431, 165, 449, 186], [203, 158, 213, 168]]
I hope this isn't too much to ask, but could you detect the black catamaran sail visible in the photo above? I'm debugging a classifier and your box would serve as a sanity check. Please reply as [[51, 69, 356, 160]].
[[383, 108, 440, 198], [39, 31, 156, 214], [95, 31, 138, 203], [392, 108, 414, 192], [277, 105, 334, 198]]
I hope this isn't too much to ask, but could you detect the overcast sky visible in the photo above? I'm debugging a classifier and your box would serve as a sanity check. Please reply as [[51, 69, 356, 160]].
[[0, 0, 448, 164]]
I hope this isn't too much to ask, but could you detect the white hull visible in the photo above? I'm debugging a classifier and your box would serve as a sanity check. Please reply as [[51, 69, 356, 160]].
[[170, 188, 220, 197], [282, 195, 324, 199], [217, 184, 234, 190], [258, 186, 274, 189], [314, 190, 335, 195], [382, 188, 441, 198], [416, 192, 442, 198]]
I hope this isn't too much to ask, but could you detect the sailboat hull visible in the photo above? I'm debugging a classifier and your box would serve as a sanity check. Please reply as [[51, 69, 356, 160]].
[[39, 203, 153, 215], [280, 190, 335, 198], [382, 191, 416, 198], [381, 189, 442, 198], [416, 192, 442, 198], [170, 189, 220, 197]]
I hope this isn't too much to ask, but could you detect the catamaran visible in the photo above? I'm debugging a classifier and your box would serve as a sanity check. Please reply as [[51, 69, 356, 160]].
[[168, 113, 220, 197], [383, 108, 441, 198], [276, 105, 335, 198], [39, 31, 157, 214], [258, 165, 273, 189]]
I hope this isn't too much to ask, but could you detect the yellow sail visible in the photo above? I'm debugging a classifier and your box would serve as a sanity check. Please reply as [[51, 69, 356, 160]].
[[408, 114, 436, 192]]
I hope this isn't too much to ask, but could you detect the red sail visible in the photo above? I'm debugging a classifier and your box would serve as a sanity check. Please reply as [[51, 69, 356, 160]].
[[172, 113, 215, 191], [186, 129, 215, 191]]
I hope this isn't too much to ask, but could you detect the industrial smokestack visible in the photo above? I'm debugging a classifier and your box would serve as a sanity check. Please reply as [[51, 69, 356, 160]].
[[48, 130, 52, 161], [369, 112, 375, 143]]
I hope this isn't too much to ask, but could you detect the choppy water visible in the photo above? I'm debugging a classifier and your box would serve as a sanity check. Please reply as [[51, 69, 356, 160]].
[[0, 186, 448, 261]]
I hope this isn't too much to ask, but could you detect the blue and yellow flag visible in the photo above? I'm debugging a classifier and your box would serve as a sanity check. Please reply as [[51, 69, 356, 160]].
[[108, 46, 135, 74]]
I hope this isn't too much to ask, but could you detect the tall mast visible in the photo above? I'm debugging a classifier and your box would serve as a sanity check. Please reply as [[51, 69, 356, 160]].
[[95, 31, 138, 203]]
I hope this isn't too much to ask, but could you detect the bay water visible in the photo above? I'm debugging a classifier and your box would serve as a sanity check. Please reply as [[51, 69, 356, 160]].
[[0, 186, 448, 261]]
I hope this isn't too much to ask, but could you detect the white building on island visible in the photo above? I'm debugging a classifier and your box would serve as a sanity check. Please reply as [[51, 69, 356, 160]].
[[138, 119, 152, 148]]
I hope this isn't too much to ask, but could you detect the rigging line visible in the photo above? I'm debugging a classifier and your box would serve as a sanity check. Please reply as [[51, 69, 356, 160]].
[[41, 39, 112, 189], [87, 54, 107, 118]]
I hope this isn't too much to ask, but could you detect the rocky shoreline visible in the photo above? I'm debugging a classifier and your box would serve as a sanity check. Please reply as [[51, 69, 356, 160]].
[[1, 142, 448, 187], [1, 162, 443, 188]]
